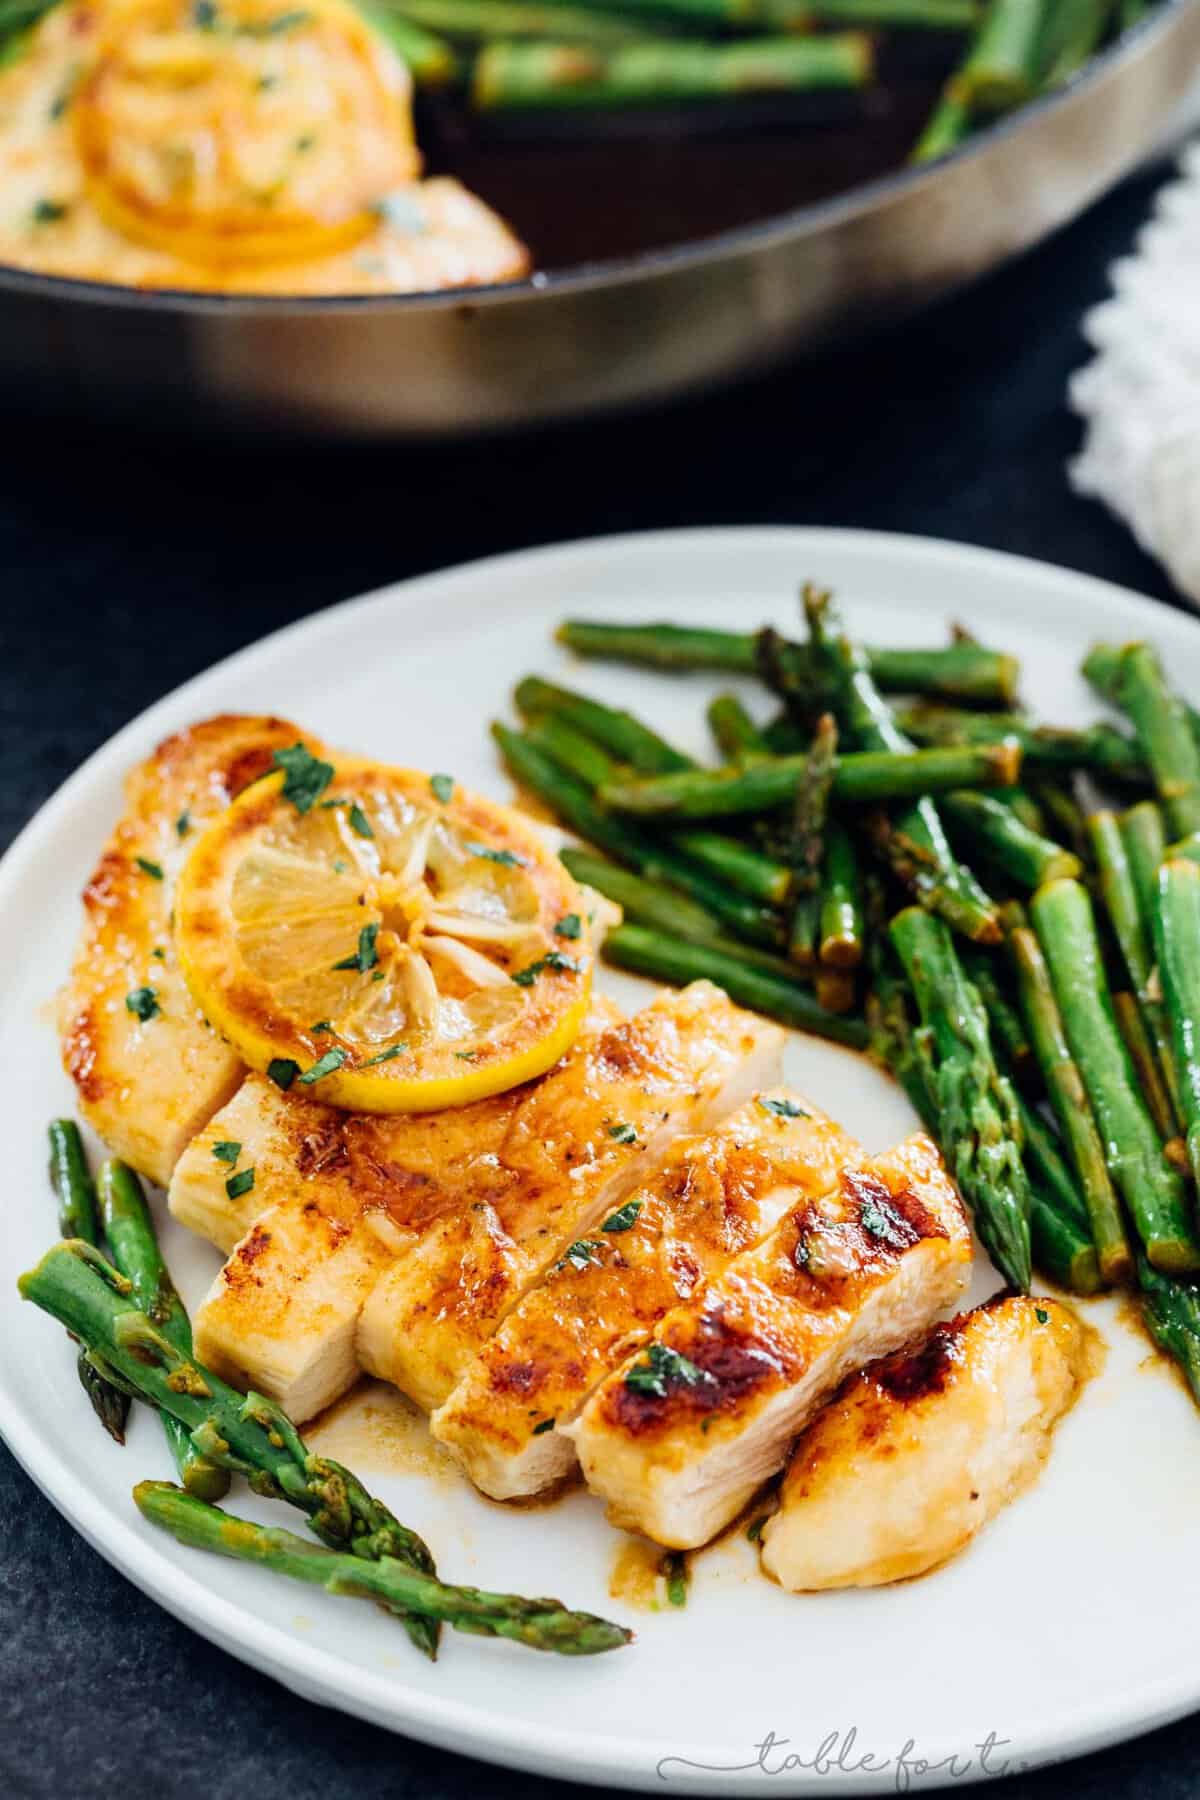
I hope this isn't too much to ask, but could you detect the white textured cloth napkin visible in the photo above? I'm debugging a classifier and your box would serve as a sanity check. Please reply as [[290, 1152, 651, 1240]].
[[1071, 143, 1200, 604]]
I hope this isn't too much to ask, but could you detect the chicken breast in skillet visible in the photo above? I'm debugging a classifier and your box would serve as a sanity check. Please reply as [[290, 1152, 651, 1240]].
[[430, 1089, 861, 1500], [760, 1295, 1094, 1591], [567, 1133, 973, 1550], [357, 983, 785, 1413], [58, 715, 321, 1189]]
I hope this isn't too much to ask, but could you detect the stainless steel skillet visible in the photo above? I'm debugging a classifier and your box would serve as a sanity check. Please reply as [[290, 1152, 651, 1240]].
[[2, 0, 1197, 441]]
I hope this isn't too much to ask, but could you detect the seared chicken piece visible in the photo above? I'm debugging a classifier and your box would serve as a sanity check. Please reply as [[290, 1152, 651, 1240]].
[[181, 999, 624, 1420], [567, 1134, 973, 1550], [58, 714, 318, 1188], [358, 984, 786, 1413], [761, 1295, 1093, 1591], [431, 1090, 862, 1500]]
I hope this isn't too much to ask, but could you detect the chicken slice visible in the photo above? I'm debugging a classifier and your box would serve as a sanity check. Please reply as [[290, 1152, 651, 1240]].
[[431, 1089, 861, 1501], [566, 1134, 973, 1550], [179, 998, 625, 1420], [761, 1295, 1094, 1591], [58, 714, 320, 1188], [358, 983, 786, 1413]]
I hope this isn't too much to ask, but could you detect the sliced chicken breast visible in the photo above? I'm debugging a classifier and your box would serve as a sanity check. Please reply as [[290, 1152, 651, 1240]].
[[431, 1089, 862, 1500], [566, 1134, 973, 1550], [181, 999, 625, 1420], [761, 1295, 1094, 1591], [58, 714, 318, 1188], [358, 983, 786, 1413]]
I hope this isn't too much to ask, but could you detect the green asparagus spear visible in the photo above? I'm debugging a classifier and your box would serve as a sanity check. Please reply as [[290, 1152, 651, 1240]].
[[1089, 810, 1181, 1125], [898, 706, 1146, 782], [559, 848, 802, 978], [47, 1121, 130, 1446], [471, 32, 872, 109], [515, 675, 692, 774], [599, 741, 1021, 820], [18, 1244, 458, 1657], [889, 906, 1032, 1290], [1084, 642, 1200, 840], [602, 922, 869, 1048], [956, 0, 1048, 110], [135, 1482, 628, 1654], [1152, 858, 1200, 1196], [390, 0, 661, 43], [1167, 831, 1200, 868], [1121, 799, 1167, 925], [517, 710, 791, 908], [799, 589, 1002, 943], [357, 0, 460, 82], [818, 821, 864, 969], [785, 712, 838, 966], [1039, 0, 1118, 84], [707, 693, 768, 763], [911, 86, 970, 160], [1013, 1097, 1102, 1293], [555, 621, 1020, 704], [1136, 1256, 1200, 1406], [1031, 879, 1199, 1273], [97, 1161, 229, 1502], [494, 724, 780, 945], [793, 0, 979, 22], [959, 944, 1034, 1089], [1119, 0, 1146, 23], [940, 790, 1080, 888], [1007, 924, 1130, 1282], [1113, 991, 1181, 1154]]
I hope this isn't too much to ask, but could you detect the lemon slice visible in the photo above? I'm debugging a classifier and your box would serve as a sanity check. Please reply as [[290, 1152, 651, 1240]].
[[174, 750, 592, 1111]]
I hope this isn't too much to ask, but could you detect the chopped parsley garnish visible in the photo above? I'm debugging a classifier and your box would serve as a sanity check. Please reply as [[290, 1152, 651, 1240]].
[[602, 1199, 642, 1232], [212, 1141, 242, 1165], [175, 811, 191, 838], [553, 913, 582, 940], [1035, 1306, 1049, 1324], [661, 1551, 689, 1609], [346, 801, 373, 840], [332, 859, 348, 875], [557, 1239, 602, 1272], [624, 1341, 711, 1400], [256, 72, 278, 89], [125, 986, 159, 1021], [333, 922, 379, 974], [859, 1194, 913, 1249], [512, 951, 581, 987], [531, 1417, 555, 1436], [151, 947, 165, 961], [135, 857, 164, 881], [267, 1057, 299, 1091], [465, 842, 529, 869], [608, 1122, 637, 1144], [225, 1167, 255, 1200], [372, 190, 426, 234], [261, 8, 311, 29], [363, 1043, 407, 1066], [758, 1096, 809, 1120], [746, 1515, 768, 1544], [294, 132, 316, 152], [454, 1050, 478, 1061], [430, 772, 454, 804], [192, 0, 218, 26], [272, 743, 334, 814], [298, 1046, 348, 1085], [311, 1020, 334, 1033], [32, 198, 68, 224]]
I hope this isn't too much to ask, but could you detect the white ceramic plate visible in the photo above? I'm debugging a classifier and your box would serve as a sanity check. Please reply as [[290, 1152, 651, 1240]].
[[3, 528, 1199, 1795]]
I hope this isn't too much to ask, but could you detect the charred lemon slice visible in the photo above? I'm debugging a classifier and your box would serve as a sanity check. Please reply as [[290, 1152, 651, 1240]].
[[74, 0, 419, 269], [175, 751, 592, 1111]]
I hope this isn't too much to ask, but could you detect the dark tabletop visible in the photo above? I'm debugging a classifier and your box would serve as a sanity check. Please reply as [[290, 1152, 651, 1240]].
[[2, 157, 1198, 1800]]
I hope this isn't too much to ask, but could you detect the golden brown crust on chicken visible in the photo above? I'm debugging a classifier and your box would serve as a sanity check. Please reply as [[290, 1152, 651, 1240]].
[[430, 1090, 861, 1500], [358, 984, 786, 1413], [567, 1134, 973, 1549], [58, 715, 318, 1188], [760, 1295, 1094, 1590]]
